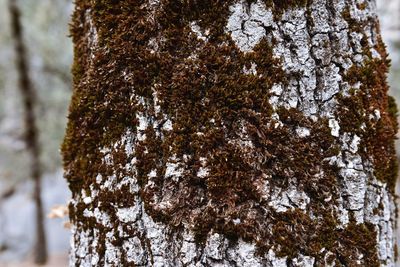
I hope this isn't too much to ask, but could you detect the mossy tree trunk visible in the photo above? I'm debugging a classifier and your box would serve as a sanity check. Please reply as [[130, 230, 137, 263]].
[[63, 0, 398, 266]]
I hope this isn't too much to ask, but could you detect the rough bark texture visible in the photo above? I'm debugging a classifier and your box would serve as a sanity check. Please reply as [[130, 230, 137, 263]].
[[63, 0, 398, 266], [9, 0, 48, 264]]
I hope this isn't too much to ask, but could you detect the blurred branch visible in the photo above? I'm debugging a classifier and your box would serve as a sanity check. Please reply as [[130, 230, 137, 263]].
[[0, 186, 15, 200], [8, 0, 47, 264], [42, 64, 72, 86]]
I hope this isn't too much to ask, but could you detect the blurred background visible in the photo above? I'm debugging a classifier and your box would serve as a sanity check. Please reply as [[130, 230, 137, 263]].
[[0, 0, 72, 266], [0, 0, 398, 266]]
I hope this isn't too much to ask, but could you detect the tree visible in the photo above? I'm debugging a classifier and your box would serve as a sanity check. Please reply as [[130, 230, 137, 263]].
[[62, 0, 398, 266], [9, 0, 47, 264]]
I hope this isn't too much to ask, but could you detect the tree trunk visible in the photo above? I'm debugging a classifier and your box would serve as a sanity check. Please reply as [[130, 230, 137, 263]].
[[9, 0, 48, 264], [63, 0, 398, 266]]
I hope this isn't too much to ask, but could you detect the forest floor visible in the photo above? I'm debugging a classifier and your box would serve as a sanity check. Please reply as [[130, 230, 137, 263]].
[[0, 254, 67, 267]]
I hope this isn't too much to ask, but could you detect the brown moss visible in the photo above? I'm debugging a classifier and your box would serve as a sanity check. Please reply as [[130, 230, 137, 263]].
[[269, 209, 379, 265], [265, 0, 308, 15], [338, 54, 398, 191], [356, 3, 367, 10]]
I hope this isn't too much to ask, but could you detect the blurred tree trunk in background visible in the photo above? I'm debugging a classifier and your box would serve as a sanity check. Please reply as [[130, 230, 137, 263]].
[[63, 0, 398, 266], [377, 0, 400, 68], [376, 0, 400, 257], [9, 0, 47, 264]]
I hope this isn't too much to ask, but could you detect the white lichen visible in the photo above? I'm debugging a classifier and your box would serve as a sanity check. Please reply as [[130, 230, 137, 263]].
[[269, 185, 310, 212], [226, 0, 273, 52], [190, 21, 209, 41], [328, 119, 340, 137], [243, 62, 258, 75], [295, 127, 311, 138]]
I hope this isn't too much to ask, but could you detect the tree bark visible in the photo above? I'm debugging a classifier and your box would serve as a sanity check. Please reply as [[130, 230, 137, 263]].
[[63, 0, 398, 266], [9, 0, 47, 264]]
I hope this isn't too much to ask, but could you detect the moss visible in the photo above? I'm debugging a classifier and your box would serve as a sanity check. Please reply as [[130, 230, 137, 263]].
[[356, 3, 367, 10], [339, 222, 380, 266], [341, 5, 366, 34], [338, 55, 398, 192], [265, 0, 308, 15], [337, 16, 398, 191], [269, 210, 379, 265], [388, 95, 399, 129]]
